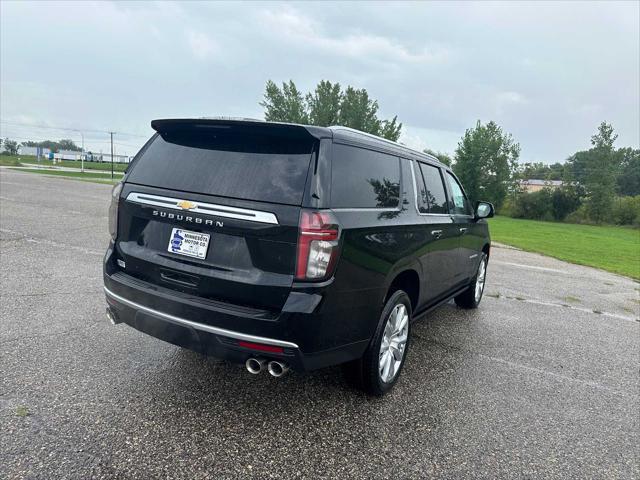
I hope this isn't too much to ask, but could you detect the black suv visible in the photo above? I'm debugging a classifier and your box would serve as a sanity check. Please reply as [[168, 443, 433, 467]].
[[104, 118, 493, 395]]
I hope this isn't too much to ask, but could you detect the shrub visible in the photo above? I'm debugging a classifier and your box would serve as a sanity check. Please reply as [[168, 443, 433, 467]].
[[498, 196, 516, 217], [551, 188, 581, 221], [511, 189, 553, 221], [611, 196, 640, 226], [565, 205, 591, 224], [507, 187, 582, 222]]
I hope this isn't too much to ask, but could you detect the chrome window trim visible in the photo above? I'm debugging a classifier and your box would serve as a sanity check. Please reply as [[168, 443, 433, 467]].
[[104, 286, 299, 349], [409, 160, 452, 218], [126, 192, 278, 225], [331, 207, 400, 212]]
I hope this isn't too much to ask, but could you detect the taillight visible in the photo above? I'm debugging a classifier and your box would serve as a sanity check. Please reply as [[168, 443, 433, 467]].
[[108, 182, 123, 240], [295, 210, 340, 280]]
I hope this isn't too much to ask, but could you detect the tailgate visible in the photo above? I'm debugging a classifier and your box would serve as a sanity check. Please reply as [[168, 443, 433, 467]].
[[116, 121, 317, 311]]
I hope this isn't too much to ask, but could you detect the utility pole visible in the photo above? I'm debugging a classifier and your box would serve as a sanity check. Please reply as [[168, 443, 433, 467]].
[[81, 132, 85, 173], [110, 132, 114, 180]]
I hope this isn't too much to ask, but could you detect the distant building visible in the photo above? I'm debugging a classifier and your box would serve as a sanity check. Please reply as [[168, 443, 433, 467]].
[[18, 146, 51, 157], [17, 145, 132, 163], [519, 179, 564, 193], [84, 152, 132, 164], [55, 150, 83, 161]]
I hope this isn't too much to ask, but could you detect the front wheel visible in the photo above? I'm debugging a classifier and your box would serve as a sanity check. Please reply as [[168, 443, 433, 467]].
[[454, 253, 488, 309], [356, 290, 412, 396]]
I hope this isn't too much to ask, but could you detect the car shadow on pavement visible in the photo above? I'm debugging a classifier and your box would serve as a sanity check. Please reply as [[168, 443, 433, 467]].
[[117, 304, 468, 419]]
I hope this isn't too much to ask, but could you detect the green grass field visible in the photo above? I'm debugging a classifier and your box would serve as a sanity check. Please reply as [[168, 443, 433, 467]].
[[9, 168, 122, 185], [489, 216, 640, 279], [1, 154, 129, 172], [0, 155, 22, 166]]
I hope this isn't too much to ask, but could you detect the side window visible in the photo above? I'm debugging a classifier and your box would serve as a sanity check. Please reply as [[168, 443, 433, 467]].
[[417, 162, 449, 214], [445, 171, 472, 215], [331, 144, 400, 208]]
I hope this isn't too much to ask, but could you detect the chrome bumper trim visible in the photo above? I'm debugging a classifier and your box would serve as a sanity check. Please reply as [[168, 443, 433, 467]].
[[104, 286, 299, 349]]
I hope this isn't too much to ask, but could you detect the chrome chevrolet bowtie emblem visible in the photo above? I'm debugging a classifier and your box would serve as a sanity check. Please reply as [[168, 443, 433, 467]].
[[177, 200, 197, 210]]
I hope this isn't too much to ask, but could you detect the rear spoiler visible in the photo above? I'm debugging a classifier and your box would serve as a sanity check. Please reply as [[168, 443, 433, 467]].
[[151, 118, 332, 140]]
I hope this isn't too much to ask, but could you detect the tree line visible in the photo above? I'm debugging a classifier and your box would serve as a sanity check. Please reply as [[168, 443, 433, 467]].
[[504, 123, 639, 225], [260, 79, 639, 226], [0, 138, 82, 155]]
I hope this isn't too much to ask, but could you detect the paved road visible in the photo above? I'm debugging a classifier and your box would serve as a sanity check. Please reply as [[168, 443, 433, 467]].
[[1, 169, 638, 479]]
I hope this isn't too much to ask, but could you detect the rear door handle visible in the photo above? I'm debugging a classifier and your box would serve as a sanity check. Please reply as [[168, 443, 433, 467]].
[[431, 229, 443, 238], [459, 227, 468, 234]]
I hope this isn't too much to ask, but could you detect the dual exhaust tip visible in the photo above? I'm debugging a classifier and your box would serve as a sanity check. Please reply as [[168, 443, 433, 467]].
[[106, 307, 121, 325], [108, 309, 287, 377], [246, 358, 289, 377]]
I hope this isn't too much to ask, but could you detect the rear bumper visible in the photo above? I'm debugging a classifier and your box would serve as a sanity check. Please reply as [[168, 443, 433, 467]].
[[104, 286, 298, 349], [103, 246, 375, 372]]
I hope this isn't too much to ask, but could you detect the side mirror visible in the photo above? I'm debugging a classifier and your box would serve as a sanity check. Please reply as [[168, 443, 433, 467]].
[[475, 201, 494, 219]]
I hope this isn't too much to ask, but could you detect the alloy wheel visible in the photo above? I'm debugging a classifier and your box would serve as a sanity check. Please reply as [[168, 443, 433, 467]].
[[475, 258, 487, 303], [378, 303, 409, 383]]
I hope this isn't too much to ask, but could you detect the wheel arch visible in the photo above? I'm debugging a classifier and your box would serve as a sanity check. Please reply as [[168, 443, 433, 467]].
[[384, 268, 420, 312]]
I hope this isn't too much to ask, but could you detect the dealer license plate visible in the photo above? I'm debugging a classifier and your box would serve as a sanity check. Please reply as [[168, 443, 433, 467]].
[[167, 228, 210, 259]]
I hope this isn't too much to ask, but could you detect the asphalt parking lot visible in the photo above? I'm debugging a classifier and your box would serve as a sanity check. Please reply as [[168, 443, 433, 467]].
[[1, 168, 638, 479]]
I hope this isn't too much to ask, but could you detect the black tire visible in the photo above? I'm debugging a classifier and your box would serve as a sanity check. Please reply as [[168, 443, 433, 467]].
[[354, 290, 412, 396], [454, 253, 488, 309]]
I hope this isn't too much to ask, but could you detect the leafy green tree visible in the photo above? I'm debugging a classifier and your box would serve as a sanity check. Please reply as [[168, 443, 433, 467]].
[[260, 79, 402, 141], [566, 131, 637, 201], [616, 147, 640, 196], [57, 139, 81, 151], [453, 120, 520, 208], [2, 138, 19, 155], [551, 188, 581, 221], [585, 122, 618, 223], [423, 148, 453, 166], [517, 161, 564, 181], [338, 86, 382, 135], [337, 86, 402, 141], [564, 150, 592, 186], [379, 116, 402, 142], [260, 80, 308, 124], [547, 163, 565, 180], [20, 139, 80, 152], [306, 80, 341, 127]]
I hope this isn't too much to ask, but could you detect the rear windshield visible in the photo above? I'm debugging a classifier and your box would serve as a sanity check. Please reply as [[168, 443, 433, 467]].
[[127, 127, 315, 205]]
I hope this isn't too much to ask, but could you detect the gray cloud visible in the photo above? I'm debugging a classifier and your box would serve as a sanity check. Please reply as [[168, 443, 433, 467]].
[[1, 1, 638, 162]]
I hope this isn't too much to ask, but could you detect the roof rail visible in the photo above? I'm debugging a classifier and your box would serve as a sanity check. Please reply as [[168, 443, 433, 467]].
[[328, 126, 401, 148]]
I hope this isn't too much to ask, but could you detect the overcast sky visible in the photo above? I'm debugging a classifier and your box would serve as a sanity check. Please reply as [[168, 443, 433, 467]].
[[1, 1, 638, 162]]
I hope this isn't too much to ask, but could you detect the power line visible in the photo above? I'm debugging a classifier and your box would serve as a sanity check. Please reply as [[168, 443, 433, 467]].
[[0, 120, 149, 138], [0, 133, 141, 149]]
